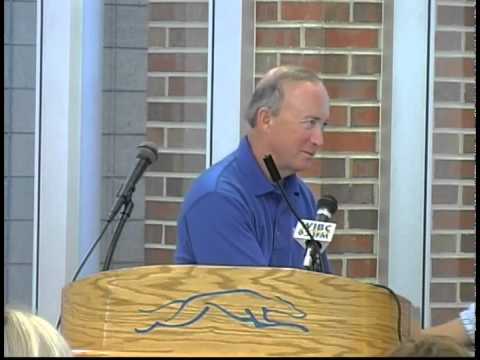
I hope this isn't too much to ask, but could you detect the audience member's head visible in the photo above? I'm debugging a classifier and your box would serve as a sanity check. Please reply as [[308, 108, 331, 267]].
[[4, 308, 72, 357], [388, 334, 472, 357]]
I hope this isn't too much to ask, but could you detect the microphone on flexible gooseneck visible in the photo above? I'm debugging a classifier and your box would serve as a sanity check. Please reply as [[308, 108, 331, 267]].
[[55, 142, 158, 329], [308, 196, 338, 272], [263, 154, 325, 273]]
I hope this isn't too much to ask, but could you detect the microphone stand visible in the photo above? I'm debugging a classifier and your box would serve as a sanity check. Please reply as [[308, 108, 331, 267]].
[[102, 192, 135, 271]]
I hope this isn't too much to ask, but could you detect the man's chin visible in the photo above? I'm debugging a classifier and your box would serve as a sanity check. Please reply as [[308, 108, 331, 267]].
[[294, 159, 314, 174]]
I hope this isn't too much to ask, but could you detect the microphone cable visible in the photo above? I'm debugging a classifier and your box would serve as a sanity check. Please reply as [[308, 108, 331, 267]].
[[55, 217, 114, 329], [371, 283, 403, 342]]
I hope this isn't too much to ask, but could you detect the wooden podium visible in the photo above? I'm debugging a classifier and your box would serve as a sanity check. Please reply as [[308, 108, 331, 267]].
[[62, 265, 415, 357]]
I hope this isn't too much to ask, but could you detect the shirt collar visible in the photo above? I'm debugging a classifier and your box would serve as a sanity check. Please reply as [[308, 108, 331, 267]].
[[236, 136, 301, 197]]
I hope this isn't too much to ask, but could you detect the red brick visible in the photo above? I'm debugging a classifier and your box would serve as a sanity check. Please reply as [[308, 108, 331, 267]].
[[145, 201, 181, 221], [348, 210, 378, 230], [351, 55, 381, 75], [256, 2, 277, 22], [432, 185, 458, 204], [145, 224, 163, 245], [256, 28, 300, 47], [145, 176, 164, 197], [280, 54, 348, 74], [150, 153, 206, 173], [149, 28, 166, 47], [324, 79, 377, 101], [464, 32, 474, 52], [148, 54, 208, 73], [167, 128, 206, 149], [437, 5, 475, 27], [431, 234, 456, 253], [322, 132, 376, 153], [145, 248, 175, 265], [148, 102, 206, 123], [168, 77, 207, 97], [320, 184, 374, 205], [460, 234, 475, 253], [431, 258, 475, 277], [281, 2, 349, 22], [353, 3, 382, 23], [166, 177, 195, 197], [327, 234, 373, 254], [464, 83, 475, 103], [462, 186, 475, 205], [433, 133, 459, 154], [433, 210, 475, 230], [430, 283, 456, 302], [434, 109, 475, 129], [299, 158, 345, 178], [435, 58, 474, 78], [150, 3, 208, 22], [328, 106, 348, 127], [169, 28, 208, 47], [434, 160, 474, 179], [435, 31, 462, 51], [165, 226, 178, 246], [459, 283, 475, 302], [145, 128, 164, 147], [347, 258, 376, 278], [351, 107, 379, 127], [255, 53, 277, 73], [324, 29, 378, 48], [434, 81, 461, 102], [351, 159, 378, 178]]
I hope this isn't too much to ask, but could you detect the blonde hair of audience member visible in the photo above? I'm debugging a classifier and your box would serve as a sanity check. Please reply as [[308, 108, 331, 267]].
[[4, 308, 72, 357], [388, 335, 472, 357]]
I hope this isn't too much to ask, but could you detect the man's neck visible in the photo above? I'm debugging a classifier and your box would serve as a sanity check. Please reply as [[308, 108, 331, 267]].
[[246, 133, 292, 182]]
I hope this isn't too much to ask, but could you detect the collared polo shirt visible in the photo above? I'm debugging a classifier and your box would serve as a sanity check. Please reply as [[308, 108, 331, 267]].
[[175, 136, 330, 272]]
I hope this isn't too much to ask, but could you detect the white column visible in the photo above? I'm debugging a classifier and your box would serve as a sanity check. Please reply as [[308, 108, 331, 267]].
[[378, 0, 433, 325], [33, 0, 103, 323], [206, 0, 254, 166], [78, 0, 103, 279]]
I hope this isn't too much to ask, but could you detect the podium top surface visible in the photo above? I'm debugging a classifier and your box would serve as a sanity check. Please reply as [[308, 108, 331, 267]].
[[62, 265, 404, 356]]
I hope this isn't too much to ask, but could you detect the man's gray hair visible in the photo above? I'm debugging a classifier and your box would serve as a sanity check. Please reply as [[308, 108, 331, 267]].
[[245, 65, 323, 127]]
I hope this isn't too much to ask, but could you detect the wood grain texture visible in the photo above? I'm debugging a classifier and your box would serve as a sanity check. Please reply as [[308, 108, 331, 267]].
[[62, 265, 410, 356]]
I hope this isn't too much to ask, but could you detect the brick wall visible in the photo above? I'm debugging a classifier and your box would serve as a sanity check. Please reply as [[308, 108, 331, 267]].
[[144, 1, 209, 264], [256, 0, 383, 280], [145, 0, 475, 327], [429, 0, 475, 326]]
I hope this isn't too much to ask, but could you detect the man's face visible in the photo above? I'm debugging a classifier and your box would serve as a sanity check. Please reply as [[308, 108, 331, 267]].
[[265, 81, 330, 177]]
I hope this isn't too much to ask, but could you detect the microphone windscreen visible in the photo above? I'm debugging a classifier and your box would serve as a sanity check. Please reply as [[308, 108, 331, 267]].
[[137, 142, 159, 163], [317, 195, 338, 215]]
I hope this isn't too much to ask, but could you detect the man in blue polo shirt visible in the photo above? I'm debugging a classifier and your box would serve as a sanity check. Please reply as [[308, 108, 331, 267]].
[[175, 65, 331, 272]]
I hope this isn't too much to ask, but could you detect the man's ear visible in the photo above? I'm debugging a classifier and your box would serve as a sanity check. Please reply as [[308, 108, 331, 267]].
[[256, 107, 273, 130]]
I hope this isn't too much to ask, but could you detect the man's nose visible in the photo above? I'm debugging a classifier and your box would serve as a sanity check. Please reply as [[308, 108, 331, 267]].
[[310, 125, 324, 146]]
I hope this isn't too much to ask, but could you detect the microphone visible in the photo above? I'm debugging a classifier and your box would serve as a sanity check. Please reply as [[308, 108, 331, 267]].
[[107, 142, 158, 222], [293, 195, 338, 269], [56, 141, 158, 329], [263, 154, 326, 272]]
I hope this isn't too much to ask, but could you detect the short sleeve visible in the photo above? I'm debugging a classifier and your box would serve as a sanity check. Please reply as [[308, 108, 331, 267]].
[[176, 192, 267, 266]]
